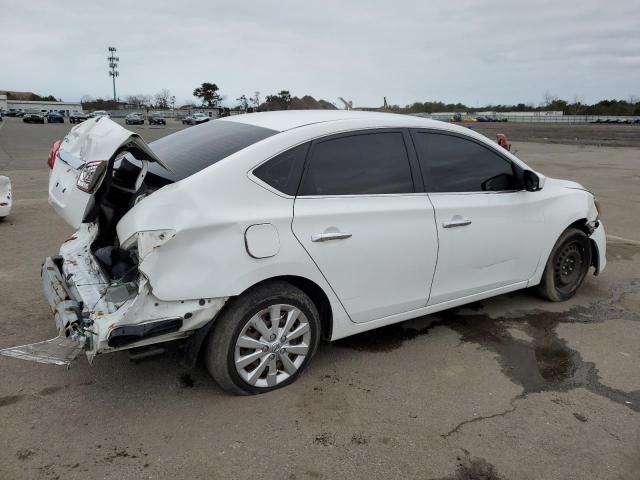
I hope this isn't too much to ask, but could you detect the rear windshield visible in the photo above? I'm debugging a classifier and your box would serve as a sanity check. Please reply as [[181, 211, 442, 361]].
[[147, 120, 277, 182]]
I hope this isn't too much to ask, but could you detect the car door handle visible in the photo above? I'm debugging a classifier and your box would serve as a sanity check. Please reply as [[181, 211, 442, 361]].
[[442, 217, 472, 228], [311, 232, 352, 242]]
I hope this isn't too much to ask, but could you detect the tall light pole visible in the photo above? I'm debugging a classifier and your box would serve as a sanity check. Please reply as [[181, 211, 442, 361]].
[[107, 47, 119, 103]]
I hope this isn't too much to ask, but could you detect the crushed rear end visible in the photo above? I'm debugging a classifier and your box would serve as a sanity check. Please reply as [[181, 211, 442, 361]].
[[1, 118, 227, 366]]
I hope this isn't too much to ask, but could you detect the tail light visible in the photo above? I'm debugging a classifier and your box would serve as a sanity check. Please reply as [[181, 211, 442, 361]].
[[47, 140, 62, 169], [77, 161, 107, 193]]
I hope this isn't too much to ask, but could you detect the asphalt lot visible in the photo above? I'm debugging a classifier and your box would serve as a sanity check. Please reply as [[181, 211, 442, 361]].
[[0, 117, 639, 479]]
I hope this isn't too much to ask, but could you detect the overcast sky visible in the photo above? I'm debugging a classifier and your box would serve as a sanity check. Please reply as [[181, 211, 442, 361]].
[[3, 0, 639, 107]]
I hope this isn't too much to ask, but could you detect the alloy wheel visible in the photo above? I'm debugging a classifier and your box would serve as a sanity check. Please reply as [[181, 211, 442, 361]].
[[234, 304, 311, 388]]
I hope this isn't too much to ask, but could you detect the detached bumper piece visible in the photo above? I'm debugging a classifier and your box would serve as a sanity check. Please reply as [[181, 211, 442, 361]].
[[0, 256, 89, 367], [0, 335, 85, 366]]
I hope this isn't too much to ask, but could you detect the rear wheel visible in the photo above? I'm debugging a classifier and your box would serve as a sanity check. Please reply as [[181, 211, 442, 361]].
[[539, 228, 592, 301], [204, 281, 321, 395]]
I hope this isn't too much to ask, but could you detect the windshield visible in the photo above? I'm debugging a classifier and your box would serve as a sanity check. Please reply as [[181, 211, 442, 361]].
[[146, 120, 276, 182]]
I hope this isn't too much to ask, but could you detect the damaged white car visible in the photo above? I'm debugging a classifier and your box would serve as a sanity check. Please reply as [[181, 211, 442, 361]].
[[0, 175, 12, 219], [1, 112, 606, 394]]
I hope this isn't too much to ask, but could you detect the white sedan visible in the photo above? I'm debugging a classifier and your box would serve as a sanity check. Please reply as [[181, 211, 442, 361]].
[[0, 176, 12, 219], [1, 111, 606, 395]]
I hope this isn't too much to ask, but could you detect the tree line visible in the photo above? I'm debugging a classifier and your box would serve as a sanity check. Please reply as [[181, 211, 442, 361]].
[[403, 96, 640, 116], [79, 82, 640, 116], [190, 84, 336, 111]]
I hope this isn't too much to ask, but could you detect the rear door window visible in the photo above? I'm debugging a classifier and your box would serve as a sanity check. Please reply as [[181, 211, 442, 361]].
[[412, 132, 518, 192], [299, 131, 414, 196]]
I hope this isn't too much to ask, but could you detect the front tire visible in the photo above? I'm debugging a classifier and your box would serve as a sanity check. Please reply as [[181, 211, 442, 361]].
[[204, 281, 321, 395], [539, 228, 592, 301]]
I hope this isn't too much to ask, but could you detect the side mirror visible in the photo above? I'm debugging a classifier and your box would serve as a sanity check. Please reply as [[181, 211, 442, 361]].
[[523, 170, 542, 191]]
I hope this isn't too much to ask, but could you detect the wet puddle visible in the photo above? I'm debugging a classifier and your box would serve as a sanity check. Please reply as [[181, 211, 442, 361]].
[[336, 280, 640, 412]]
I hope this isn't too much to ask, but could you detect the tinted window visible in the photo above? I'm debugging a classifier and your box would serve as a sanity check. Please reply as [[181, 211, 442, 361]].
[[253, 143, 309, 196], [299, 132, 413, 196], [147, 120, 277, 182], [413, 132, 517, 192]]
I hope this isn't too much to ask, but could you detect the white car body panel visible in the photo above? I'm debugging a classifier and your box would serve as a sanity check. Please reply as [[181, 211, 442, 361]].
[[14, 111, 605, 366], [427, 190, 545, 305], [292, 194, 438, 323], [0, 176, 12, 218]]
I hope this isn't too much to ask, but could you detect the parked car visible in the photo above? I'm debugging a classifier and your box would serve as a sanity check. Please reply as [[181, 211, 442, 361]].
[[148, 113, 166, 125], [216, 107, 231, 118], [69, 111, 88, 124], [23, 110, 45, 124], [47, 111, 65, 123], [93, 110, 110, 119], [1, 111, 606, 395], [4, 110, 25, 117], [0, 176, 11, 219], [183, 112, 210, 125], [125, 113, 145, 125]]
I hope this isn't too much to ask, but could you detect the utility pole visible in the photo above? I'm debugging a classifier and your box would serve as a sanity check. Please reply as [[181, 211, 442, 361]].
[[107, 47, 119, 103]]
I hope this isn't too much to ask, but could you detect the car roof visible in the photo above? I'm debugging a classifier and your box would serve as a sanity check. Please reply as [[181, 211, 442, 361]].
[[216, 109, 526, 169], [220, 109, 459, 133]]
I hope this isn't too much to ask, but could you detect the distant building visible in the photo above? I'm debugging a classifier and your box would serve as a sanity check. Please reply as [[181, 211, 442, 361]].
[[0, 93, 82, 115]]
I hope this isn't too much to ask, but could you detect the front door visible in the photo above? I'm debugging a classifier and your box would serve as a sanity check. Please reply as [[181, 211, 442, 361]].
[[410, 130, 545, 305]]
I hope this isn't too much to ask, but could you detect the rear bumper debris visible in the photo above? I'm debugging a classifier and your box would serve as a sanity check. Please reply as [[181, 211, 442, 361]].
[[1, 223, 228, 367], [0, 335, 85, 366]]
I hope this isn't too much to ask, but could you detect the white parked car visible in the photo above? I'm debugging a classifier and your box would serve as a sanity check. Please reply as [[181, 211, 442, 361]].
[[92, 110, 110, 119], [1, 112, 606, 395], [0, 176, 12, 219]]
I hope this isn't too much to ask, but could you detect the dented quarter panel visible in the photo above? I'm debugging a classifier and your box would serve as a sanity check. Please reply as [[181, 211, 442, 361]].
[[41, 224, 227, 359]]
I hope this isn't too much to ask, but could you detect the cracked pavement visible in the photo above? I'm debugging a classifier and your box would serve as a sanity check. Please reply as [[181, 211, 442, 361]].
[[0, 118, 639, 479]]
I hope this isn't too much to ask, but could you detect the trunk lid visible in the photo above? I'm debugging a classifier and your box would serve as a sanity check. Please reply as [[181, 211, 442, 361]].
[[48, 117, 167, 229]]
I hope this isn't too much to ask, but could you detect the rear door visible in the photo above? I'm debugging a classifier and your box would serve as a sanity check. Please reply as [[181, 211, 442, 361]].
[[411, 130, 546, 305], [292, 130, 439, 324], [48, 117, 165, 229]]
